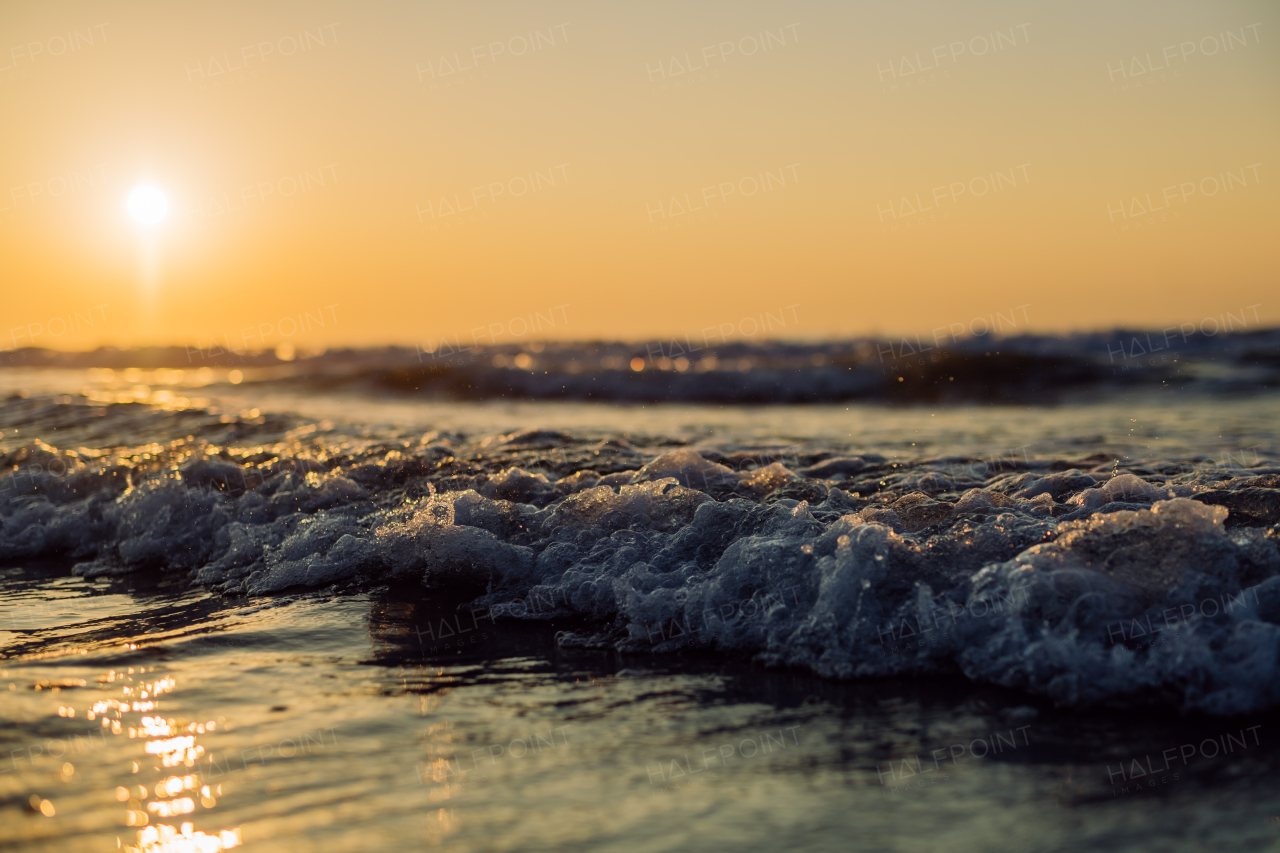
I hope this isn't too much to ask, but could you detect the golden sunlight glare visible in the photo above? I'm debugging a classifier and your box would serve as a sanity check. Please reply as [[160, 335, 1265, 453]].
[[126, 186, 169, 226]]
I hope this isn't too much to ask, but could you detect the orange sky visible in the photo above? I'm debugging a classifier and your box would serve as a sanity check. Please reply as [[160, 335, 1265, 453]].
[[1, 0, 1277, 352]]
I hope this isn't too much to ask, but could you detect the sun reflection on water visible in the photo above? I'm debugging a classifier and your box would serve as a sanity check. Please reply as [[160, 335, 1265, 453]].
[[54, 665, 244, 852]]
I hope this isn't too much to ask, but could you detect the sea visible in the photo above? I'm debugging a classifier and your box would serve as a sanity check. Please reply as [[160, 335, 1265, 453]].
[[3, 331, 1280, 851]]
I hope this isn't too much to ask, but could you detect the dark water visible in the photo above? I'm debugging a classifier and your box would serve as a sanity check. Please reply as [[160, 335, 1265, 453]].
[[3, 360, 1280, 851], [7, 563, 1280, 850], [5, 564, 1280, 852]]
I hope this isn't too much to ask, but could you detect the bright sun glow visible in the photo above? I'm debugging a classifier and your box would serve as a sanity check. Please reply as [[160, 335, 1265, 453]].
[[127, 186, 169, 225]]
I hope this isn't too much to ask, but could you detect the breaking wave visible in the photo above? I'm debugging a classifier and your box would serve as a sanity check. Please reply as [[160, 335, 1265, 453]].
[[5, 325, 1279, 403], [3, 394, 1280, 715]]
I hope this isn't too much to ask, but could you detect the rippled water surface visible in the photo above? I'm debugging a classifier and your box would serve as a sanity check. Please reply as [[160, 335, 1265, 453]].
[[4, 377, 1280, 851], [5, 564, 1280, 852]]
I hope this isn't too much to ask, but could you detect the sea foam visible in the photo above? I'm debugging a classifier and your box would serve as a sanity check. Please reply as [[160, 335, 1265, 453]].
[[3, 397, 1280, 713]]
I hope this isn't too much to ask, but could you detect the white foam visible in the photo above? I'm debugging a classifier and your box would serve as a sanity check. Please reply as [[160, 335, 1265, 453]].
[[5, 420, 1280, 715]]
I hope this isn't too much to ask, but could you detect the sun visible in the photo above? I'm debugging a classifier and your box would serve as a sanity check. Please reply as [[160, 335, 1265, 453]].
[[127, 186, 169, 225]]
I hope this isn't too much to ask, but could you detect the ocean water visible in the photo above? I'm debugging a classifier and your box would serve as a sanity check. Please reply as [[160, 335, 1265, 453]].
[[3, 353, 1280, 851]]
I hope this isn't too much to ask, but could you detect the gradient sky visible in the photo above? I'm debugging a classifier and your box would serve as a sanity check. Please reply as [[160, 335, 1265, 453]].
[[1, 0, 1276, 351]]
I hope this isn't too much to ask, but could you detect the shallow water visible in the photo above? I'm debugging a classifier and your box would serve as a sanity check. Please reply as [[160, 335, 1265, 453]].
[[6, 565, 1280, 853], [3, 372, 1280, 850], [3, 365, 1279, 459]]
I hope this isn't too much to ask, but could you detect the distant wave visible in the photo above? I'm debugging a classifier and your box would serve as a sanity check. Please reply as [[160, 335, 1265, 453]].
[[3, 326, 1277, 403]]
